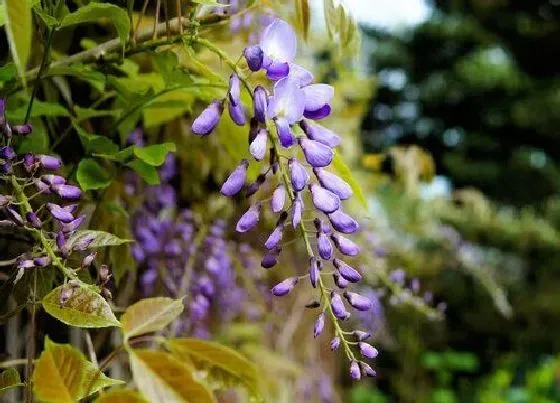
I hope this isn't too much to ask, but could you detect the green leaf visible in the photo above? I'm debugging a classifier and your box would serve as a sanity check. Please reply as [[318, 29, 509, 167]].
[[332, 151, 368, 209], [16, 118, 48, 153], [6, 100, 70, 121], [46, 64, 106, 91], [127, 159, 160, 185], [66, 230, 133, 250], [77, 158, 113, 190], [60, 3, 130, 45], [33, 5, 59, 28], [74, 125, 119, 155], [130, 349, 215, 403], [33, 338, 123, 403], [120, 297, 184, 340], [133, 143, 176, 166], [95, 389, 149, 402], [3, 0, 32, 82], [75, 107, 118, 121], [166, 338, 259, 397], [0, 64, 17, 83], [42, 286, 121, 328], [0, 368, 23, 394]]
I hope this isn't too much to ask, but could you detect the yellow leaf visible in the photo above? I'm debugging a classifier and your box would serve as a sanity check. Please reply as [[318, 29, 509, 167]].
[[332, 151, 368, 209], [3, 0, 32, 83], [166, 338, 259, 397], [130, 349, 215, 403], [96, 389, 148, 402], [42, 285, 120, 328], [33, 338, 123, 403], [120, 297, 184, 340]]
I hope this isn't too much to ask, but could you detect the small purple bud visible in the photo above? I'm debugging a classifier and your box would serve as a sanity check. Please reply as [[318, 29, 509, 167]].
[[33, 256, 51, 267], [424, 292, 433, 303], [349, 361, 361, 380], [6, 207, 24, 225], [317, 231, 333, 260], [309, 183, 340, 214], [61, 214, 86, 232], [288, 158, 309, 192], [236, 203, 261, 232], [261, 248, 281, 269], [343, 291, 372, 311], [0, 162, 12, 174], [292, 193, 303, 228], [0, 146, 16, 160], [46, 203, 74, 223], [228, 73, 241, 106], [82, 251, 97, 268], [358, 342, 379, 359], [352, 330, 371, 341], [360, 362, 377, 377], [330, 292, 350, 320], [271, 276, 298, 296], [244, 45, 264, 71], [197, 276, 215, 298], [38, 154, 62, 170], [271, 185, 286, 213], [41, 174, 66, 186], [26, 212, 42, 229], [333, 272, 349, 289], [304, 104, 331, 120], [52, 184, 81, 200], [309, 257, 319, 288], [313, 312, 325, 337], [300, 121, 340, 148], [299, 138, 333, 168], [253, 86, 268, 123], [56, 231, 66, 250], [333, 259, 362, 283], [330, 336, 341, 351], [313, 168, 353, 200], [411, 278, 420, 294], [328, 210, 359, 234], [264, 225, 283, 250], [192, 100, 223, 136], [249, 129, 268, 160], [228, 100, 246, 126], [331, 233, 360, 256], [221, 159, 248, 196], [12, 124, 32, 136], [23, 153, 37, 173], [34, 179, 51, 194]]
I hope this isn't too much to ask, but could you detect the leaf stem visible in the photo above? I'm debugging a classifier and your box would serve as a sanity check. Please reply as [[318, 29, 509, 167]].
[[24, 29, 54, 124]]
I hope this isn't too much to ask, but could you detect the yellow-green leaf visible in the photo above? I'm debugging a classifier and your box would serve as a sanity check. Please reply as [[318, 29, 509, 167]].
[[95, 389, 149, 402], [120, 297, 184, 340], [332, 151, 368, 209], [65, 230, 133, 250], [42, 286, 121, 328], [3, 0, 32, 82], [130, 349, 215, 403], [33, 338, 123, 403], [295, 0, 310, 41], [133, 143, 176, 166], [166, 338, 258, 397], [0, 368, 23, 394]]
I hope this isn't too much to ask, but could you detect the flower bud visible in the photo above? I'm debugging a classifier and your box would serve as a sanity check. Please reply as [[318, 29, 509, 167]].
[[271, 276, 298, 296], [52, 184, 81, 200], [309, 183, 340, 214], [300, 120, 340, 148], [59, 286, 74, 306], [343, 291, 372, 311], [333, 272, 349, 289], [0, 146, 15, 160], [249, 129, 268, 161], [330, 336, 341, 351], [308, 257, 319, 288], [298, 138, 333, 168], [38, 154, 62, 170], [360, 362, 377, 377], [16, 258, 35, 269], [228, 100, 246, 126], [12, 124, 32, 136], [33, 256, 51, 267], [328, 209, 359, 234], [271, 185, 286, 213], [264, 225, 284, 250], [236, 203, 261, 232], [352, 330, 371, 341], [26, 212, 42, 229], [317, 231, 333, 260], [0, 195, 12, 206], [288, 158, 308, 192], [41, 174, 66, 186], [244, 45, 264, 71], [246, 173, 266, 197], [261, 248, 281, 269], [221, 159, 248, 196], [331, 233, 360, 256], [313, 312, 325, 338], [333, 259, 362, 283], [6, 207, 24, 225], [349, 361, 361, 380], [358, 342, 379, 359], [61, 214, 85, 232], [192, 100, 223, 136], [330, 292, 350, 320], [253, 86, 268, 123], [313, 168, 353, 200], [82, 252, 97, 268], [72, 235, 95, 251], [99, 264, 111, 284], [291, 193, 303, 228], [47, 203, 74, 223], [228, 73, 241, 107], [101, 287, 113, 300], [23, 153, 37, 173]]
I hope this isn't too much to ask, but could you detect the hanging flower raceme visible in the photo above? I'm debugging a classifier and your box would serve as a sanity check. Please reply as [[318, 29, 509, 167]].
[[190, 19, 379, 379]]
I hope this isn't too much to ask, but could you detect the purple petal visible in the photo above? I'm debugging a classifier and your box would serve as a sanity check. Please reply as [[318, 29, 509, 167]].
[[244, 45, 264, 71], [313, 312, 325, 337], [330, 292, 350, 320], [344, 291, 372, 311], [352, 330, 371, 341], [330, 336, 341, 351], [0, 146, 16, 160], [303, 84, 334, 112], [267, 78, 305, 124], [249, 129, 268, 161], [358, 342, 379, 359], [38, 155, 62, 170], [52, 184, 81, 200], [228, 73, 241, 106], [12, 124, 32, 136], [271, 276, 298, 296], [47, 203, 74, 223], [236, 203, 261, 232], [253, 86, 268, 123], [271, 185, 286, 213], [333, 272, 349, 289], [304, 104, 331, 120], [333, 259, 362, 283], [309, 257, 319, 288], [62, 214, 86, 232], [266, 62, 290, 80], [310, 183, 340, 213], [264, 225, 283, 250], [360, 362, 377, 378], [228, 100, 246, 126], [192, 100, 223, 136], [33, 256, 51, 267], [41, 174, 66, 186], [288, 63, 314, 87], [314, 168, 353, 200], [331, 233, 360, 256], [221, 159, 248, 196], [350, 361, 361, 380], [261, 248, 281, 269], [275, 118, 294, 148], [289, 158, 309, 192], [299, 138, 333, 168], [26, 212, 42, 229], [301, 121, 340, 148], [328, 209, 359, 233], [260, 19, 297, 64], [292, 193, 303, 228], [317, 231, 333, 260]]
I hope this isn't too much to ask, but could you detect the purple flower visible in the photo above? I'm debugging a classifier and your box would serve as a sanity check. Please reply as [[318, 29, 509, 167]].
[[267, 78, 305, 147], [330, 292, 350, 320], [12, 124, 32, 136], [6, 207, 24, 225], [330, 336, 340, 351], [309, 257, 319, 288], [228, 73, 242, 106], [333, 272, 349, 289], [46, 203, 74, 223], [271, 185, 286, 213], [0, 146, 15, 160], [287, 63, 313, 87], [300, 121, 340, 148], [309, 183, 340, 214], [358, 342, 378, 359], [313, 168, 353, 200], [26, 212, 42, 229], [228, 100, 246, 126], [343, 291, 372, 311], [302, 84, 334, 116], [331, 233, 360, 256], [260, 19, 296, 79], [333, 259, 361, 283], [288, 158, 309, 192], [253, 86, 268, 123], [243, 45, 264, 71], [61, 214, 86, 232], [41, 174, 66, 186], [236, 203, 261, 232], [349, 361, 361, 380], [292, 193, 303, 228], [33, 256, 51, 267], [261, 248, 281, 269], [264, 225, 283, 250], [314, 312, 325, 337], [360, 362, 376, 377], [352, 330, 371, 341], [249, 129, 268, 160], [192, 100, 223, 136], [317, 231, 333, 260], [298, 138, 333, 168], [271, 276, 298, 296], [82, 252, 97, 268], [38, 155, 62, 170], [72, 235, 95, 251], [328, 209, 359, 234], [304, 104, 331, 120], [52, 184, 81, 200], [17, 259, 34, 269], [221, 159, 248, 196]]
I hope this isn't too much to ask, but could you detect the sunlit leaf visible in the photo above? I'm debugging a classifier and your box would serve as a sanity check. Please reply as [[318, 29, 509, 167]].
[[130, 349, 215, 403], [42, 285, 121, 328], [120, 297, 184, 340], [66, 230, 133, 250], [133, 143, 176, 166], [60, 3, 130, 45], [3, 0, 32, 83], [6, 100, 70, 121], [127, 159, 160, 185], [77, 158, 113, 190], [0, 368, 23, 394], [33, 5, 59, 28], [46, 64, 106, 91], [332, 151, 368, 209], [95, 389, 149, 402], [74, 107, 118, 121], [166, 338, 259, 397], [33, 338, 123, 403], [74, 125, 119, 155], [294, 0, 310, 41]]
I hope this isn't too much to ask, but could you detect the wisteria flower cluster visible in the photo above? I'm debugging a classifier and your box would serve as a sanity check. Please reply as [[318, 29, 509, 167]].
[[191, 19, 378, 379], [0, 99, 109, 301]]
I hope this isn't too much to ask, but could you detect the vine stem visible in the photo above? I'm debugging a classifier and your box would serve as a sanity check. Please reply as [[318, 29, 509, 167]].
[[0, 359, 30, 369], [24, 29, 54, 124], [24, 268, 37, 403]]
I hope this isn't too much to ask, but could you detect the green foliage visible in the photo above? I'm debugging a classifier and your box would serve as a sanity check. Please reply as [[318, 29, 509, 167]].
[[133, 143, 176, 166], [120, 297, 184, 340], [2, 0, 32, 82], [33, 338, 123, 402], [77, 158, 113, 190], [65, 230, 133, 250], [0, 368, 23, 394], [332, 151, 368, 209]]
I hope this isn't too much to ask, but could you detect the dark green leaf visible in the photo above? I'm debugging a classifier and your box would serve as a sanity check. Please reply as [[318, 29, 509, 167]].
[[75, 107, 118, 121], [127, 160, 160, 185], [33, 5, 59, 28], [75, 125, 119, 155], [3, 0, 32, 82], [77, 158, 113, 190], [16, 118, 48, 153], [133, 143, 176, 166], [0, 64, 17, 83], [6, 100, 70, 121]]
